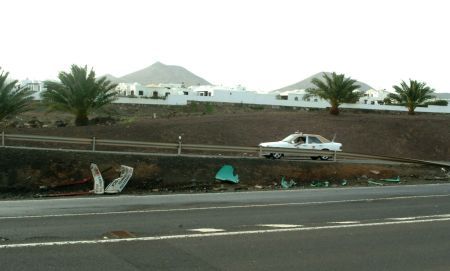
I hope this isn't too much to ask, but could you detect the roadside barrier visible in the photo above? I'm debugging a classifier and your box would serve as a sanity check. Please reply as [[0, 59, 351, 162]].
[[1, 132, 449, 167]]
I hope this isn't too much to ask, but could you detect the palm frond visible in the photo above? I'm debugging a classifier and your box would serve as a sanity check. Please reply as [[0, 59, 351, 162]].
[[0, 69, 34, 122]]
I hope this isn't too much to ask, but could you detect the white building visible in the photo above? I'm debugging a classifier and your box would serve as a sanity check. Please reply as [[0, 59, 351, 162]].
[[19, 79, 45, 92], [276, 89, 324, 103], [18, 79, 46, 99], [145, 83, 188, 98], [359, 89, 391, 105], [115, 82, 189, 98], [115, 82, 152, 97], [189, 84, 250, 97]]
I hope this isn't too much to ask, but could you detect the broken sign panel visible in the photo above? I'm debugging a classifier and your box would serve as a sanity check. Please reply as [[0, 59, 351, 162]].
[[90, 163, 134, 194], [105, 165, 134, 194], [90, 163, 105, 194]]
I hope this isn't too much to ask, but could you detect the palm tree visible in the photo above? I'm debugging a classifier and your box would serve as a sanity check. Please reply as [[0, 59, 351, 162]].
[[303, 72, 362, 115], [0, 68, 34, 123], [42, 65, 118, 126], [388, 80, 435, 115]]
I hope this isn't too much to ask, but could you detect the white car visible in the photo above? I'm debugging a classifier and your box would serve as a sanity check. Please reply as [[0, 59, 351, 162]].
[[259, 132, 342, 160]]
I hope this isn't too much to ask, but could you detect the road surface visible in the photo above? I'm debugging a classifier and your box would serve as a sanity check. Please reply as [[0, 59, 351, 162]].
[[1, 184, 450, 270]]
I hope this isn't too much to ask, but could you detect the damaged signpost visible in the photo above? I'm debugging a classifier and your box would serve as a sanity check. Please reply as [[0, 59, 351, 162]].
[[90, 163, 134, 194]]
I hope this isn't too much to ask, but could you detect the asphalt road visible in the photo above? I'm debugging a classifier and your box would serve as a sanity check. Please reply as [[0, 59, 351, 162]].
[[1, 184, 450, 270]]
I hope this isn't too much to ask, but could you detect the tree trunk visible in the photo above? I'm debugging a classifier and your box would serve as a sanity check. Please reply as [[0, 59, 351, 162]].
[[75, 114, 89, 126], [408, 106, 415, 115], [329, 105, 340, 115]]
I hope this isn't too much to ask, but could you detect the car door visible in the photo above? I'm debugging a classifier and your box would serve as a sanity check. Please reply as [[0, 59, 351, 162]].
[[295, 136, 308, 149], [307, 136, 324, 150]]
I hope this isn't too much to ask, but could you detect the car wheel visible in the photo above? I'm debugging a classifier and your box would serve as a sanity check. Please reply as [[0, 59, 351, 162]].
[[319, 149, 331, 160], [310, 156, 319, 160], [271, 153, 283, 159]]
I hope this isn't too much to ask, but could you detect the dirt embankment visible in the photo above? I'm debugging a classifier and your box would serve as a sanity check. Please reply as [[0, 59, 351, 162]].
[[1, 104, 449, 198], [1, 148, 448, 199]]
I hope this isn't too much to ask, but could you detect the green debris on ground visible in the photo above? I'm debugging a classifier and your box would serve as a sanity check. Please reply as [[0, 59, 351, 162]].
[[281, 176, 296, 189], [368, 180, 384, 186], [381, 176, 401, 183], [311, 180, 329, 188], [215, 165, 239, 184], [341, 179, 348, 186]]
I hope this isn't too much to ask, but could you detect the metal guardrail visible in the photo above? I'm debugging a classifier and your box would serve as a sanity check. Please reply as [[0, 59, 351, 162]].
[[1, 132, 449, 167]]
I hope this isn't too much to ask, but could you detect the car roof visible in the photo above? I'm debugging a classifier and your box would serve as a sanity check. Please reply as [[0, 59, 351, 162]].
[[290, 133, 320, 137]]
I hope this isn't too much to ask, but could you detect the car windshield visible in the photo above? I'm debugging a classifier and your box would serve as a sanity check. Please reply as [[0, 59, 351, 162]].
[[281, 134, 298, 142]]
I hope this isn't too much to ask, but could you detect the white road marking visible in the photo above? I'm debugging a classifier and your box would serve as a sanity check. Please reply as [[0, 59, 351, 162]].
[[389, 217, 419, 221], [188, 228, 225, 233], [388, 214, 450, 221], [329, 221, 360, 224], [1, 194, 450, 220], [258, 224, 302, 228], [1, 217, 450, 249]]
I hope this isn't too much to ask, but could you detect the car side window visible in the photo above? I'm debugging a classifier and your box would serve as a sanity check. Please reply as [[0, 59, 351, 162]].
[[294, 136, 306, 144], [308, 136, 322, 144]]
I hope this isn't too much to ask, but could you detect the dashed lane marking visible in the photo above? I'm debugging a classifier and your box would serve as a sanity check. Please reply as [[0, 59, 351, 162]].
[[188, 228, 225, 233], [388, 214, 450, 221], [258, 224, 302, 228], [329, 221, 360, 224]]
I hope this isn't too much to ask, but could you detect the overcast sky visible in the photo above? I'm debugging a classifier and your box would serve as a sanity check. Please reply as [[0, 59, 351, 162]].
[[1, 0, 449, 92]]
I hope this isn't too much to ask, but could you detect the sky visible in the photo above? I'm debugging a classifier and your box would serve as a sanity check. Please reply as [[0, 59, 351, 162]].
[[1, 0, 449, 92]]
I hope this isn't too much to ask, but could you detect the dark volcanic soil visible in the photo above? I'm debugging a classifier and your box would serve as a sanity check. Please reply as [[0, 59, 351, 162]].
[[1, 104, 449, 199], [5, 104, 450, 160], [1, 148, 448, 199]]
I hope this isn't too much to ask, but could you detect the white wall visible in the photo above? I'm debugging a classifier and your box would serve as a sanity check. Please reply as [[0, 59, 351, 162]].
[[28, 82, 450, 114], [113, 95, 188, 105], [341, 103, 450, 113], [114, 92, 450, 113]]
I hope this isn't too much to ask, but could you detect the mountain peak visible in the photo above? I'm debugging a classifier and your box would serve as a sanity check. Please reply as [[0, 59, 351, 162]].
[[108, 63, 210, 86], [151, 61, 165, 67], [273, 71, 373, 92]]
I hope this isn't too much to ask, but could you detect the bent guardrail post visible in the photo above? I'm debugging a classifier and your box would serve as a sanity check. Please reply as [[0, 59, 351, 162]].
[[92, 136, 96, 152]]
